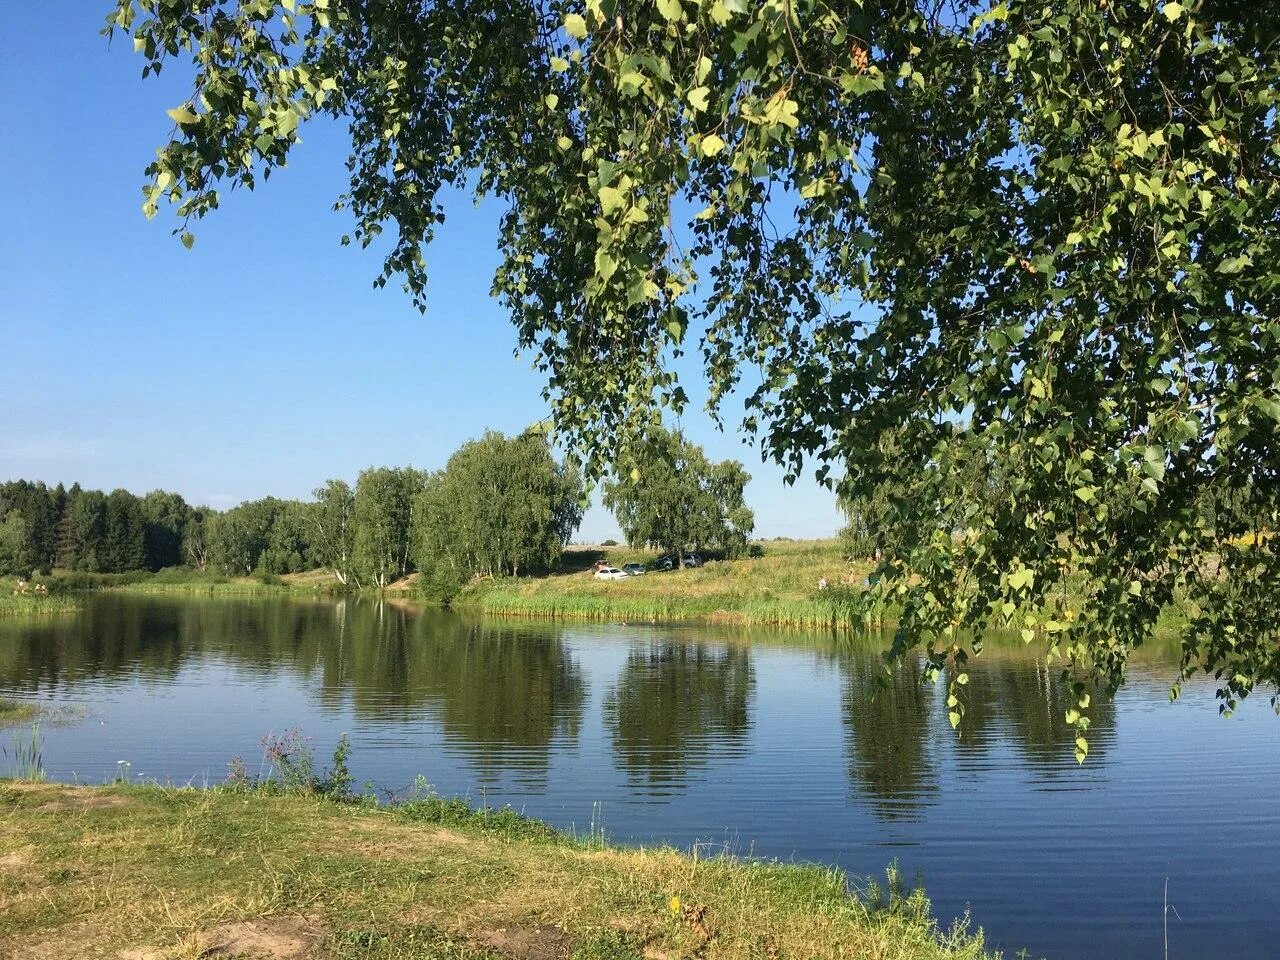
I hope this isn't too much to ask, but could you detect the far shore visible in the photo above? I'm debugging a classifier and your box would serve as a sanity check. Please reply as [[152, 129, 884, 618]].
[[6, 540, 888, 632]]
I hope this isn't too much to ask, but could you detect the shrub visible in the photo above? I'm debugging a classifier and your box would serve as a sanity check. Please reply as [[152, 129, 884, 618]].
[[246, 728, 354, 798]]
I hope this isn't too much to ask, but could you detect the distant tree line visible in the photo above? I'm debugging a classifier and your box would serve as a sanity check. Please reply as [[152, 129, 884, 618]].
[[604, 425, 754, 564], [1, 426, 754, 593], [0, 430, 588, 594], [0, 480, 210, 577]]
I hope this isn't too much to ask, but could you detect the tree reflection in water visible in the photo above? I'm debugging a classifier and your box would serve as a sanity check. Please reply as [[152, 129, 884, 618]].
[[0, 596, 587, 782], [837, 636, 1117, 821], [604, 640, 754, 796]]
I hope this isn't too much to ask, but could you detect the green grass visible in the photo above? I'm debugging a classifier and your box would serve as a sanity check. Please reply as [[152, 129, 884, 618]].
[[0, 700, 39, 728], [0, 780, 997, 959], [0, 591, 80, 619], [451, 540, 891, 630], [33, 566, 345, 598]]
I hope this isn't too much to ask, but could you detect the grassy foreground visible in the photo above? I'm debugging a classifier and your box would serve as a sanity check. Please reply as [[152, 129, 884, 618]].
[[451, 540, 883, 630], [0, 781, 991, 960]]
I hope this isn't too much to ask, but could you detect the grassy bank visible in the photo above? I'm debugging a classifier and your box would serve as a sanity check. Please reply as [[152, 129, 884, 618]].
[[0, 589, 80, 619], [27, 567, 342, 598], [452, 540, 885, 630], [0, 780, 993, 960]]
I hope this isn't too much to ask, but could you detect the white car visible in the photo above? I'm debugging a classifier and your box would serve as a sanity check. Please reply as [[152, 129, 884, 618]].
[[594, 566, 628, 581]]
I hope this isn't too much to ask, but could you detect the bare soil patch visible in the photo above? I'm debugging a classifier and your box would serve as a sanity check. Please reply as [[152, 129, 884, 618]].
[[0, 849, 30, 871], [195, 915, 324, 959], [478, 924, 574, 960]]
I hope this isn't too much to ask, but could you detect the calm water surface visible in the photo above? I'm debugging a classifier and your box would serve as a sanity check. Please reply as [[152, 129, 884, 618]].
[[1, 595, 1276, 959]]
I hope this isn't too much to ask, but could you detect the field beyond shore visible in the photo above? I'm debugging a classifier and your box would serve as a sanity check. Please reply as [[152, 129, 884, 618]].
[[0, 780, 991, 960], [447, 540, 878, 629]]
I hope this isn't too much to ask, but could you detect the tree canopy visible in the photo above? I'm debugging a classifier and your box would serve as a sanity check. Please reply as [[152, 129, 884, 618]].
[[603, 425, 753, 560], [353, 467, 427, 588], [108, 0, 1280, 741], [414, 429, 584, 598]]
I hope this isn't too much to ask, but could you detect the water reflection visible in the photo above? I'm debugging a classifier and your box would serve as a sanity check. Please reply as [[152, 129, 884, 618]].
[[835, 641, 1119, 821], [961, 656, 1115, 773], [0, 597, 586, 778], [604, 640, 754, 795], [406, 615, 586, 775], [840, 654, 938, 820]]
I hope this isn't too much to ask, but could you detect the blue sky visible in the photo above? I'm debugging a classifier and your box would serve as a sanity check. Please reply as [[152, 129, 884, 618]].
[[0, 3, 840, 541]]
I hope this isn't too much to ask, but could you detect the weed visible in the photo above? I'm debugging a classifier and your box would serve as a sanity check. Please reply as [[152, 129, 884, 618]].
[[863, 859, 932, 925]]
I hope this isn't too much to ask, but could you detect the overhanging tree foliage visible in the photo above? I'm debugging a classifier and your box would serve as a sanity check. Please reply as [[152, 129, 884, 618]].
[[603, 425, 753, 561], [108, 0, 1280, 746]]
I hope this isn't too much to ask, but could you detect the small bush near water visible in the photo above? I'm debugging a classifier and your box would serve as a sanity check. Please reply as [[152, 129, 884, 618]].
[[226, 727, 354, 798]]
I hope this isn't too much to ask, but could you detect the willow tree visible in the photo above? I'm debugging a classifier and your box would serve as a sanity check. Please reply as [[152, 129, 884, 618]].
[[108, 0, 1280, 752]]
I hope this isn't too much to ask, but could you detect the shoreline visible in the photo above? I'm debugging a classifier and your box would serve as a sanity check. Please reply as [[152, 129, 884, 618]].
[[0, 779, 994, 960]]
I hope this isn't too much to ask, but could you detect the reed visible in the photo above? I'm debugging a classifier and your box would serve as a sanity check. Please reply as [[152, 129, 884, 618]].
[[1, 723, 43, 780], [0, 593, 80, 618]]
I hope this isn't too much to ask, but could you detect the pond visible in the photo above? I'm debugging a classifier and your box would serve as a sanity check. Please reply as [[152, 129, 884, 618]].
[[0, 594, 1276, 959]]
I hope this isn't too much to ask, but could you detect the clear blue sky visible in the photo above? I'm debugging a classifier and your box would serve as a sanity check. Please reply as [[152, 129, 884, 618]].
[[0, 3, 840, 541]]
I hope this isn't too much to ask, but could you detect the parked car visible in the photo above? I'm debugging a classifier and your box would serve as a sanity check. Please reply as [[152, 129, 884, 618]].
[[622, 563, 646, 577], [683, 553, 704, 568], [652, 555, 676, 571], [593, 566, 628, 581]]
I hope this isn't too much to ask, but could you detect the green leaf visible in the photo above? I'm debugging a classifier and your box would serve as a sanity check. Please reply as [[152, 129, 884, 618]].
[[598, 185, 624, 214], [1008, 568, 1034, 591], [594, 248, 617, 281], [1255, 396, 1280, 423], [550, 57, 569, 73], [618, 72, 645, 94], [686, 86, 710, 113], [656, 0, 684, 22], [563, 13, 587, 39], [544, 94, 559, 110], [180, 231, 195, 250], [166, 105, 198, 126], [700, 134, 726, 157], [1161, 1, 1184, 20]]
